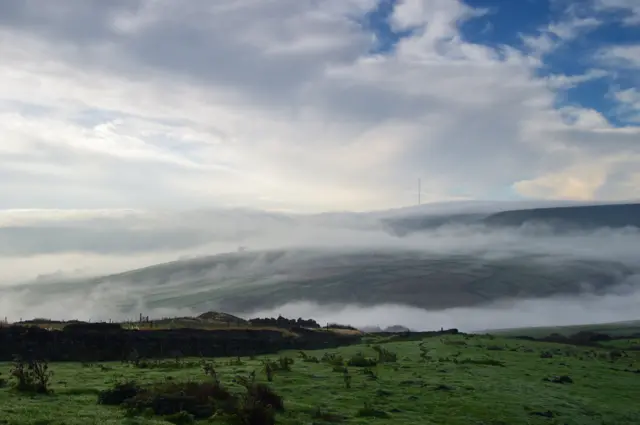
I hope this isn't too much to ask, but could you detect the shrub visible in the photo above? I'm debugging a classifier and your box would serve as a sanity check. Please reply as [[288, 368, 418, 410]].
[[457, 358, 505, 367], [10, 356, 54, 394], [298, 351, 320, 363], [230, 397, 276, 425], [122, 381, 233, 419], [347, 353, 377, 367], [362, 368, 377, 380], [262, 360, 275, 382], [164, 411, 195, 425], [133, 359, 201, 370], [332, 365, 348, 373], [98, 373, 285, 425], [230, 374, 283, 425], [202, 361, 219, 384], [227, 357, 245, 367], [312, 407, 345, 423], [372, 345, 397, 363], [486, 345, 504, 351], [98, 381, 142, 405], [238, 380, 284, 412], [356, 402, 390, 418], [544, 375, 573, 384], [326, 323, 357, 330], [343, 371, 352, 389], [321, 353, 345, 367], [277, 356, 294, 371]]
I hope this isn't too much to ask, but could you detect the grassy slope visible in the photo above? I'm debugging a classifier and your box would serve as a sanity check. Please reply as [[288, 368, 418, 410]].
[[1, 334, 640, 425], [488, 320, 640, 338]]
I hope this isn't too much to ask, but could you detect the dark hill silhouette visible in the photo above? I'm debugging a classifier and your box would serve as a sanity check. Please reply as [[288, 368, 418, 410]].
[[484, 203, 640, 230]]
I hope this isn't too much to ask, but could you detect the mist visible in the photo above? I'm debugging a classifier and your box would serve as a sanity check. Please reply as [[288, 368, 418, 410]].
[[1, 202, 640, 331], [245, 280, 640, 332]]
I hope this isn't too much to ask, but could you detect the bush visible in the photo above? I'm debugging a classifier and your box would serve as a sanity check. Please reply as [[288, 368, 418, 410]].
[[361, 368, 377, 380], [372, 345, 397, 363], [326, 323, 357, 330], [298, 351, 319, 363], [98, 373, 285, 425], [10, 356, 53, 394], [343, 371, 352, 389], [312, 407, 345, 423], [277, 356, 294, 371], [356, 402, 390, 418], [321, 353, 344, 367], [230, 397, 276, 425], [98, 381, 142, 405], [164, 411, 195, 425], [486, 345, 504, 351], [240, 381, 284, 412], [202, 361, 219, 383], [544, 375, 573, 384], [347, 353, 377, 367], [133, 359, 200, 370], [230, 374, 283, 425], [262, 360, 275, 382], [122, 381, 233, 419], [457, 358, 505, 367]]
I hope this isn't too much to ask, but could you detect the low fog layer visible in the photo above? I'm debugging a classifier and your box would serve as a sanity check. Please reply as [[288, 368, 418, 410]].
[[246, 285, 640, 332], [1, 201, 639, 331]]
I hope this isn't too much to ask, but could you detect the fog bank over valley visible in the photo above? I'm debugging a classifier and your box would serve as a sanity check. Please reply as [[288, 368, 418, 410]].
[[1, 201, 640, 331]]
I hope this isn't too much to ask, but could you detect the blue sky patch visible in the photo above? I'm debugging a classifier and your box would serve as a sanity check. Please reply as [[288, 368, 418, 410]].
[[362, 0, 639, 127]]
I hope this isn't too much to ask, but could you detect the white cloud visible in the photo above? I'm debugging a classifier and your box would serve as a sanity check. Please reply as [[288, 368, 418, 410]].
[[0, 0, 638, 213], [600, 44, 640, 69], [612, 87, 640, 122], [522, 16, 601, 57], [595, 0, 640, 25]]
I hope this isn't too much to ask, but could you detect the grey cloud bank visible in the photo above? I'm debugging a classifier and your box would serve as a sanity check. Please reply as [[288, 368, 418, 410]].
[[1, 1, 639, 212], [1, 202, 639, 332]]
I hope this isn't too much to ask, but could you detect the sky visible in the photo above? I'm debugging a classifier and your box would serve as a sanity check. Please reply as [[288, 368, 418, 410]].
[[1, 0, 639, 213]]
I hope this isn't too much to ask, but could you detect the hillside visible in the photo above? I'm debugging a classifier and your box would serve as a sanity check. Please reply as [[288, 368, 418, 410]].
[[488, 320, 640, 338], [6, 248, 637, 318], [380, 202, 640, 235], [483, 203, 640, 230]]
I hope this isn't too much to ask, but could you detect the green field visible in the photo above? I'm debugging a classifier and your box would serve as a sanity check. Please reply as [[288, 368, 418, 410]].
[[1, 334, 640, 425]]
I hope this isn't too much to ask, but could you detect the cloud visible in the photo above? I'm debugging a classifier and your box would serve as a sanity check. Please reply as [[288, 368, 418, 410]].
[[246, 284, 640, 332], [1, 202, 640, 328], [0, 0, 638, 213], [522, 16, 601, 57], [594, 0, 640, 25], [599, 44, 640, 70]]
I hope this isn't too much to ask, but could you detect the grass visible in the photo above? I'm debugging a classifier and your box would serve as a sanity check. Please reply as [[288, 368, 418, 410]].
[[1, 334, 640, 424]]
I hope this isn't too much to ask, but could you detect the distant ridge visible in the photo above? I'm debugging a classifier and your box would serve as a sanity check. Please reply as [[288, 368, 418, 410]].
[[483, 203, 640, 230]]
